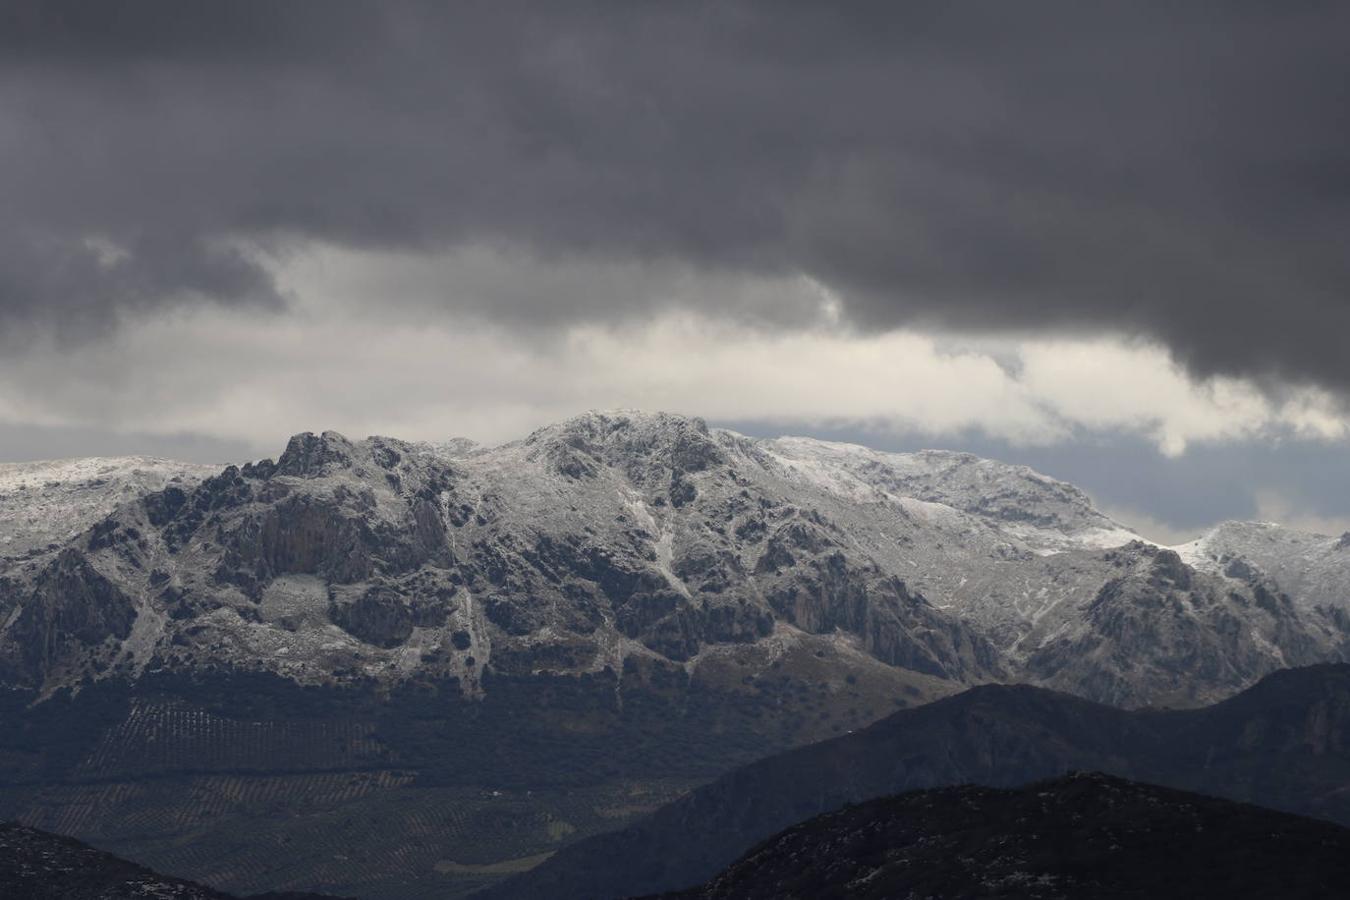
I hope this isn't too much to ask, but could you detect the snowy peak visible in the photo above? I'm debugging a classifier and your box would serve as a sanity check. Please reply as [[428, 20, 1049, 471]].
[[1174, 520, 1350, 616], [274, 430, 362, 478], [758, 434, 1139, 549], [521, 410, 1137, 546], [522, 410, 726, 485], [0, 456, 216, 559]]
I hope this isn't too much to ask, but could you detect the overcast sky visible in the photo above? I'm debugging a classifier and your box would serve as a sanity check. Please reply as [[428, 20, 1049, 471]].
[[2, 2, 1349, 542]]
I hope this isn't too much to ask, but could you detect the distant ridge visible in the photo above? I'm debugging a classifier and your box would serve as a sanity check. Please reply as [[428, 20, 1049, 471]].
[[486, 663, 1350, 899]]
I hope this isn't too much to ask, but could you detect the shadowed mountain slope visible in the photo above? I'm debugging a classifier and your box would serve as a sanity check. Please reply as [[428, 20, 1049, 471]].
[[487, 664, 1350, 899]]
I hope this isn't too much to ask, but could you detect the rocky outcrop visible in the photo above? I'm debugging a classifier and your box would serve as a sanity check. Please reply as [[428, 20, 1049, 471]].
[[765, 553, 999, 680], [1022, 542, 1333, 707], [217, 496, 379, 593], [274, 431, 358, 478], [1, 549, 137, 686]]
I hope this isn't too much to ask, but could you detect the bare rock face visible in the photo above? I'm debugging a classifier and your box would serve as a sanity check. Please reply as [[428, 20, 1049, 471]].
[[0, 410, 1347, 709], [763, 552, 997, 680], [326, 580, 455, 648], [1022, 542, 1330, 708], [328, 586, 415, 648], [274, 431, 359, 478], [0, 549, 137, 687]]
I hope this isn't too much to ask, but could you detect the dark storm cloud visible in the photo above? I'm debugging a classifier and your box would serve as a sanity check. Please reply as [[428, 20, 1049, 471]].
[[2, 2, 1349, 386]]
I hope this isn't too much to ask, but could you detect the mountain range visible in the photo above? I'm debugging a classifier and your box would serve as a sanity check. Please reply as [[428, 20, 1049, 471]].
[[4, 410, 1348, 707], [1, 410, 1348, 896]]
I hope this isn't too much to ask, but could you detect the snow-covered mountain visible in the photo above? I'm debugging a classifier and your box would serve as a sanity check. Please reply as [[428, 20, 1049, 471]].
[[0, 457, 216, 559], [2, 411, 1347, 709], [1177, 521, 1350, 619]]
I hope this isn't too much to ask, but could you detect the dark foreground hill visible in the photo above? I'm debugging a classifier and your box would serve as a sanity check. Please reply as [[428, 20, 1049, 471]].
[[664, 772, 1350, 900], [486, 663, 1350, 899], [0, 821, 343, 899]]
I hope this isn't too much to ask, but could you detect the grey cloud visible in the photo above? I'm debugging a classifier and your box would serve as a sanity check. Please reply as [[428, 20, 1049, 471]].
[[293, 247, 835, 333], [0, 226, 280, 340], [2, 2, 1349, 387]]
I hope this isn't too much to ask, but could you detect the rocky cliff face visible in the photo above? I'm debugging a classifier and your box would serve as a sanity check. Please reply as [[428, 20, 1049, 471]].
[[1, 411, 1347, 708], [0, 548, 138, 684], [1022, 542, 1341, 708]]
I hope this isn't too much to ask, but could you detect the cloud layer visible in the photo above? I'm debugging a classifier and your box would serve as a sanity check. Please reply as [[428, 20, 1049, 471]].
[[2, 288, 1342, 460], [3, 2, 1349, 390]]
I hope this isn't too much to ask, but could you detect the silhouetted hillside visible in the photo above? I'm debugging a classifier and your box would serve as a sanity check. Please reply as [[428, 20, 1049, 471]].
[[665, 772, 1350, 899], [487, 664, 1350, 899], [0, 821, 346, 899]]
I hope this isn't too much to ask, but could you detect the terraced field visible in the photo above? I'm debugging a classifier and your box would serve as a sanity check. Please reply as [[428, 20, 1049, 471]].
[[73, 700, 392, 779]]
